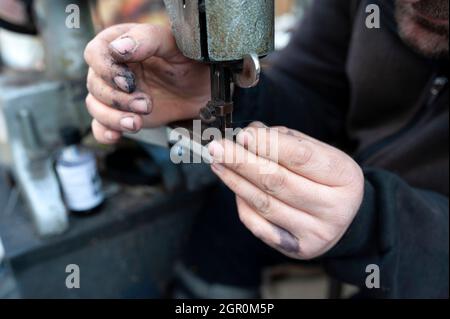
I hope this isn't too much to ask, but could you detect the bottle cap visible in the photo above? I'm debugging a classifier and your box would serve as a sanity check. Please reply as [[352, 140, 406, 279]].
[[60, 126, 82, 146]]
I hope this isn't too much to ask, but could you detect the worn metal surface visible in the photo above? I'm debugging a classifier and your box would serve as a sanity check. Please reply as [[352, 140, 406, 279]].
[[33, 0, 95, 79], [0, 0, 95, 236], [205, 0, 274, 61], [164, 0, 274, 62], [163, 0, 203, 61], [0, 75, 76, 236]]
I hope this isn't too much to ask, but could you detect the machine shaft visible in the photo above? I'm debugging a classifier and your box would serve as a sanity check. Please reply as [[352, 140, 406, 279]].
[[200, 64, 235, 133]]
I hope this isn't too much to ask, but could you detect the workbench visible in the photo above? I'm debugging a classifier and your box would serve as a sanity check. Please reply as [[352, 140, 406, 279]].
[[0, 167, 206, 298]]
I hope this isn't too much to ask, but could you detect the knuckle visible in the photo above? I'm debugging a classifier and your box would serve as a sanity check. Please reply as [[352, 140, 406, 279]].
[[275, 126, 290, 134], [86, 76, 94, 93], [249, 121, 267, 128], [144, 24, 161, 35], [138, 24, 164, 44], [259, 171, 285, 195], [354, 166, 365, 192], [251, 192, 272, 215], [85, 95, 93, 110], [326, 154, 347, 178], [347, 162, 365, 188], [245, 127, 258, 137], [275, 126, 302, 138], [332, 154, 362, 187], [85, 96, 99, 118], [84, 40, 96, 63], [259, 127, 271, 136], [289, 140, 313, 168], [91, 121, 102, 138]]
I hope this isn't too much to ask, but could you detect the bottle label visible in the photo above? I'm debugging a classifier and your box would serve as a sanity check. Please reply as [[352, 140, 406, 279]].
[[56, 158, 104, 212]]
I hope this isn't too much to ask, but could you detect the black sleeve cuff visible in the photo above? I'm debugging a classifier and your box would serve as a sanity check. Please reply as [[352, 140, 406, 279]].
[[323, 172, 379, 258]]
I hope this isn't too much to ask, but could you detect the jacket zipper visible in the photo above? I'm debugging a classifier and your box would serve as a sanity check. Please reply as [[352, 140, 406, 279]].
[[355, 75, 448, 163]]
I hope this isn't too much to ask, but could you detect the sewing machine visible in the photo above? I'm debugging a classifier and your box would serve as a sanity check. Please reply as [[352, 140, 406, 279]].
[[164, 0, 274, 132], [0, 0, 275, 236], [0, 0, 276, 298], [130, 0, 275, 162]]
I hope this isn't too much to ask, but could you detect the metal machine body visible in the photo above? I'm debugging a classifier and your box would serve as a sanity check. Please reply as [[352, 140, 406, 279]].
[[164, 0, 274, 62], [0, 0, 94, 236], [129, 0, 274, 163], [164, 0, 275, 133]]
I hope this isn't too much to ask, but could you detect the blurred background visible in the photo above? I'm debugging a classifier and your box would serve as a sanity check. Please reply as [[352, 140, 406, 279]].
[[0, 0, 356, 299]]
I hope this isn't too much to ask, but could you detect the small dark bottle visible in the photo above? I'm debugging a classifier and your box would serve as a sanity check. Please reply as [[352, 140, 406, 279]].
[[55, 127, 104, 215]]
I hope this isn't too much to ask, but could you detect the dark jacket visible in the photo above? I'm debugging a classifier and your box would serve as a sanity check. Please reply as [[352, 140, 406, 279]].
[[234, 0, 449, 298]]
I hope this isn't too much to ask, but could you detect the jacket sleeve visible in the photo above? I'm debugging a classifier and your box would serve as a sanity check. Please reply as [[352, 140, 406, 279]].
[[323, 168, 449, 298], [233, 0, 357, 147], [233, 0, 449, 298]]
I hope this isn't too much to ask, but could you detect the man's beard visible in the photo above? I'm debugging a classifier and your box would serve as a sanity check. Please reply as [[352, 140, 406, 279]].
[[396, 0, 449, 59]]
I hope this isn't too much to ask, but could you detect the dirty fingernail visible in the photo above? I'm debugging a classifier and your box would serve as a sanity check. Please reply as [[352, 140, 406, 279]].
[[110, 37, 137, 55], [129, 98, 150, 114], [114, 75, 135, 93], [120, 117, 136, 131], [208, 140, 224, 162]]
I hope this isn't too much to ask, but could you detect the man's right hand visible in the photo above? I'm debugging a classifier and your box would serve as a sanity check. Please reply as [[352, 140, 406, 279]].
[[84, 23, 211, 144]]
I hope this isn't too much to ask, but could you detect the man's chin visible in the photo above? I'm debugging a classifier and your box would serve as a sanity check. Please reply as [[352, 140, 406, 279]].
[[396, 8, 449, 59]]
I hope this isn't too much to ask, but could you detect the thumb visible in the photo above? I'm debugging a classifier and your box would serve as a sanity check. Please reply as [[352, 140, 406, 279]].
[[108, 24, 182, 63]]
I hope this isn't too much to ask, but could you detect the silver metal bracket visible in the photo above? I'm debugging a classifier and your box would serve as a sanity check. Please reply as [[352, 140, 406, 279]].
[[234, 53, 261, 89]]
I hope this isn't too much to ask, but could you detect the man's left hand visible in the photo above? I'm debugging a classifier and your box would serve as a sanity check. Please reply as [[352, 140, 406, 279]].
[[208, 122, 365, 260]]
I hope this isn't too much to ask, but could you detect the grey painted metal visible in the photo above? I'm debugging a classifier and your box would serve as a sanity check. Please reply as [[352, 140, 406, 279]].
[[33, 0, 95, 79], [164, 0, 274, 62], [204, 0, 274, 61], [163, 0, 203, 61], [0, 1, 95, 237], [0, 75, 71, 236]]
